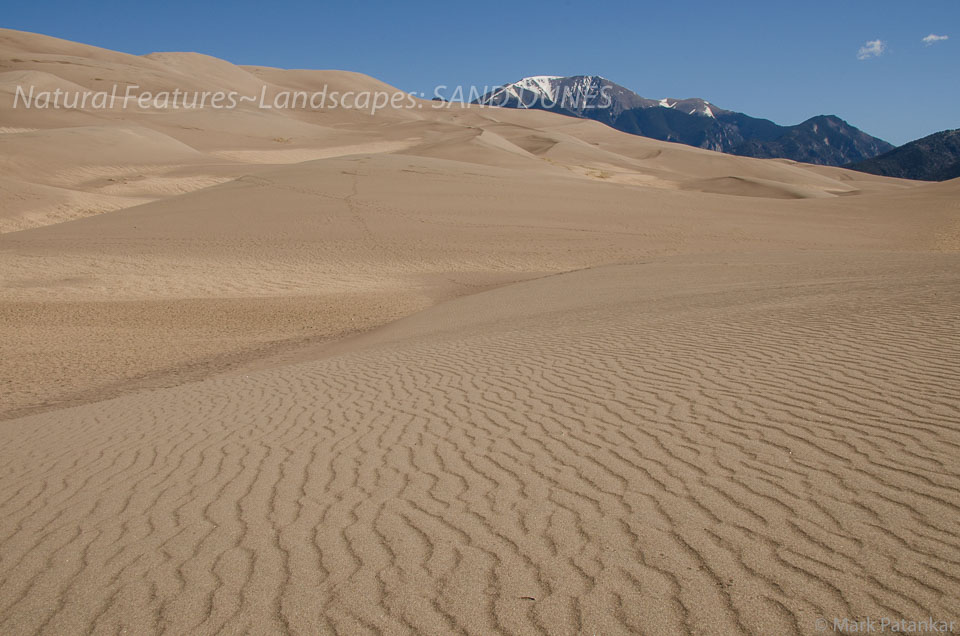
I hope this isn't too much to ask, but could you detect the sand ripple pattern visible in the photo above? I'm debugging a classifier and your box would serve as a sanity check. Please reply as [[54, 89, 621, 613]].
[[1, 258, 959, 635]]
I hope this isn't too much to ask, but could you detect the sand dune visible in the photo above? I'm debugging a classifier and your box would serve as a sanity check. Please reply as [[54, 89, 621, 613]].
[[679, 175, 846, 199], [0, 27, 914, 237], [1, 27, 959, 635], [2, 253, 958, 635], [0, 174, 155, 233]]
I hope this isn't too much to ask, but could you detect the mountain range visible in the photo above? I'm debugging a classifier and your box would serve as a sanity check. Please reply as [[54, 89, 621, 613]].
[[846, 129, 960, 181], [475, 75, 894, 166]]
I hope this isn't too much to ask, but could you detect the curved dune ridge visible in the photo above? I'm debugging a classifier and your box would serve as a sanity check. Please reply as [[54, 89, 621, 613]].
[[1, 254, 959, 635], [2, 27, 960, 636]]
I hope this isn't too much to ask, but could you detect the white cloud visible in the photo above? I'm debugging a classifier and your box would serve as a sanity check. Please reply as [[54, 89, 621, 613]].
[[857, 39, 887, 60], [922, 34, 949, 46]]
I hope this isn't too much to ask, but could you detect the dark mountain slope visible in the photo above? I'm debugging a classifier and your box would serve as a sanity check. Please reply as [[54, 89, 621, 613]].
[[846, 129, 960, 181]]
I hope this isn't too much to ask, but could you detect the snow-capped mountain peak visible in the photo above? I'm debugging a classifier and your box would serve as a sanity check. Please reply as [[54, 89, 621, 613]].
[[659, 97, 715, 118], [507, 76, 562, 101], [477, 75, 651, 114], [477, 76, 719, 119], [472, 74, 893, 165]]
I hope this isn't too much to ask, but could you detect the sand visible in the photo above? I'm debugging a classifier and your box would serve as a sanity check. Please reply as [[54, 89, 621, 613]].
[[1, 28, 958, 635]]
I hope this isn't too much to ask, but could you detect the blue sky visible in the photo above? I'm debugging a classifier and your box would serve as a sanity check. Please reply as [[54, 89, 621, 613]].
[[4, 0, 957, 145]]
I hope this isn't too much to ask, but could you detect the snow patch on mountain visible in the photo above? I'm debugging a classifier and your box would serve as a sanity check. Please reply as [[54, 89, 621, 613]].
[[505, 76, 562, 101]]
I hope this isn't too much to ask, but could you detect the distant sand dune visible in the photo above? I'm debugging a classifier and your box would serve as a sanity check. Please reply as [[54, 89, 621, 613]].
[[210, 141, 418, 164], [0, 127, 39, 134], [679, 175, 836, 199]]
